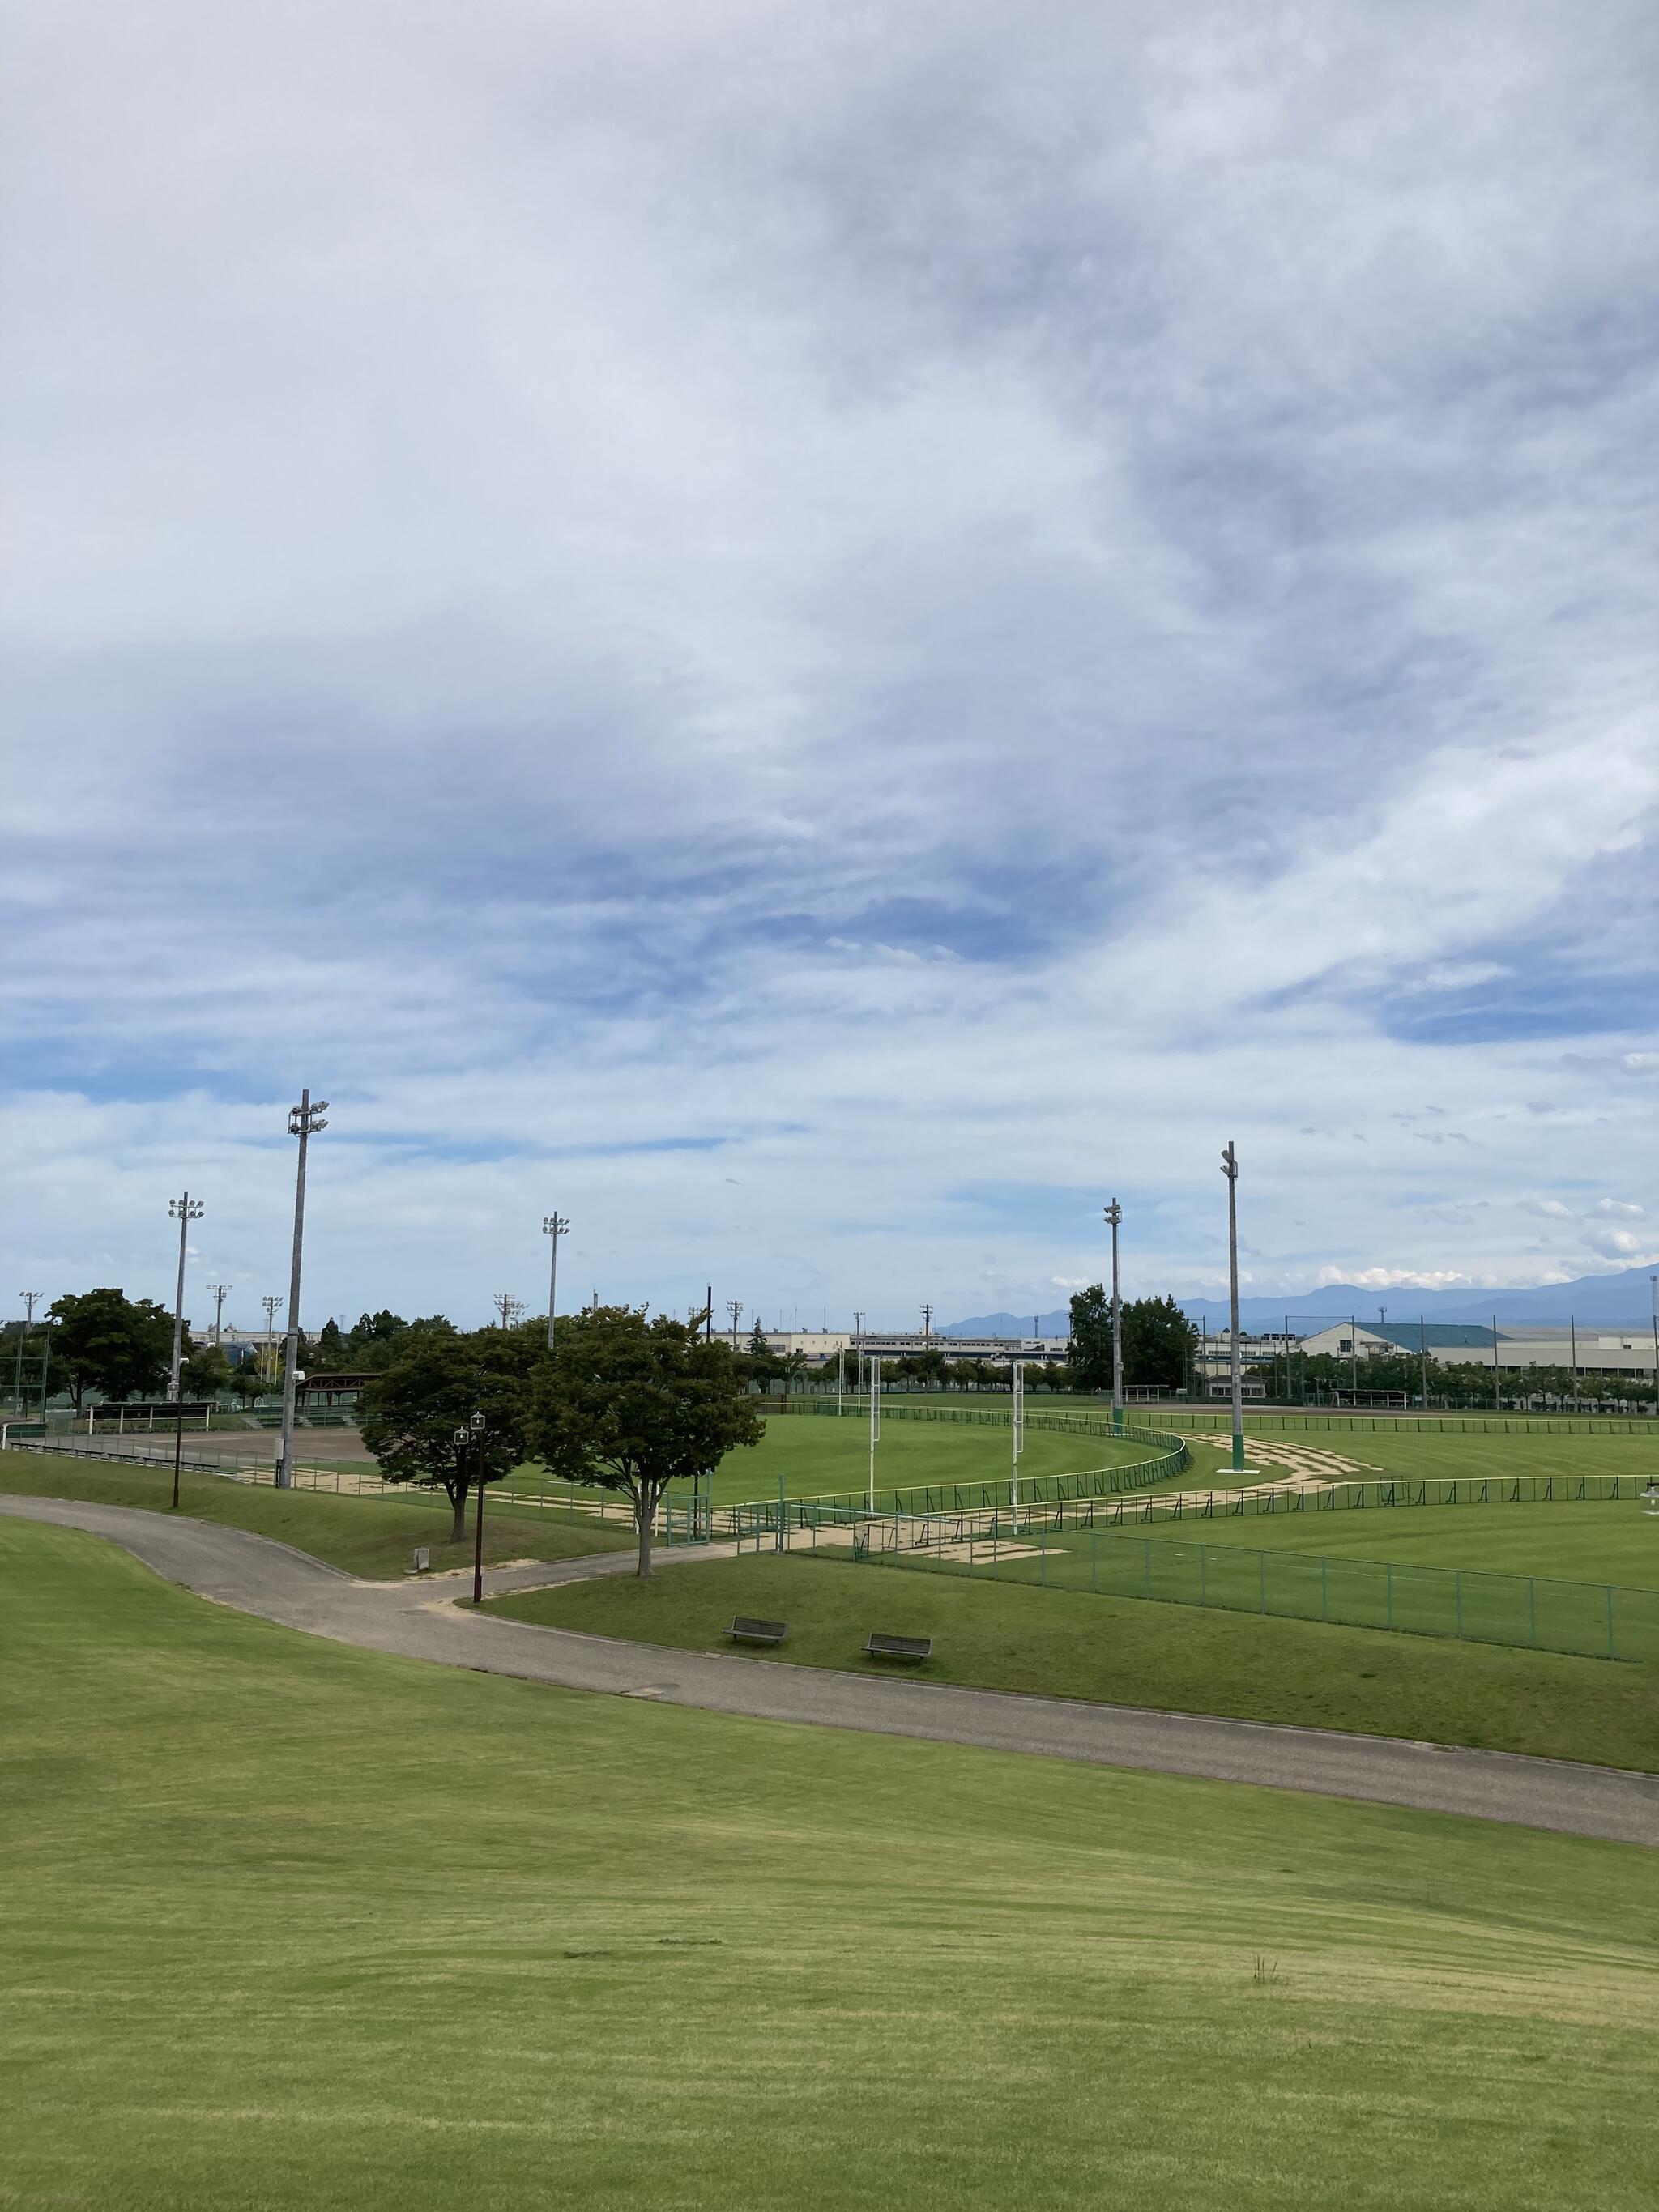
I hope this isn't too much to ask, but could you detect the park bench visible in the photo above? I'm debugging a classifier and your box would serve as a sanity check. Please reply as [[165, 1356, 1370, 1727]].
[[865, 1633, 932, 1662], [728, 1617, 788, 1646]]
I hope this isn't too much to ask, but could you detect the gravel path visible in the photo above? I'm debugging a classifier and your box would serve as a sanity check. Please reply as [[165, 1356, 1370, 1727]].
[[6, 1493, 1655, 1847]]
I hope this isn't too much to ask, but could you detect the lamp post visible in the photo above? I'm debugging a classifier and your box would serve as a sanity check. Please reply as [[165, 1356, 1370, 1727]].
[[275, 1089, 327, 1490], [167, 1192, 203, 1510], [1219, 1143, 1245, 1475], [541, 1214, 570, 1351], [465, 1409, 488, 1603], [1104, 1200, 1124, 1433]]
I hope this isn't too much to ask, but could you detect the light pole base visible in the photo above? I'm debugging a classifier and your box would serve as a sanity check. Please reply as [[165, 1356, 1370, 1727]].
[[1230, 1435, 1247, 1473]]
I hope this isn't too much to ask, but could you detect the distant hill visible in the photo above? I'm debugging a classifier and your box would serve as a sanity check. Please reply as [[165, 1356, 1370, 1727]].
[[944, 1264, 1657, 1339]]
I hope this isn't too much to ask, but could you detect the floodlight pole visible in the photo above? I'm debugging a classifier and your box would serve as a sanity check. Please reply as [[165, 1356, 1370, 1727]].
[[1220, 1144, 1245, 1474], [15, 1293, 42, 1412], [1570, 1315, 1579, 1407], [1011, 1358, 1025, 1518], [275, 1088, 327, 1490], [1419, 1315, 1429, 1412], [542, 1214, 570, 1350], [867, 1355, 881, 1513], [1105, 1200, 1124, 1434], [167, 1191, 203, 1510]]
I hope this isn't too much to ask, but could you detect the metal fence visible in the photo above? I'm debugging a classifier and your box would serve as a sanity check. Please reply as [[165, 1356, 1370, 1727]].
[[766, 1398, 1659, 1440], [826, 1511, 1659, 1663]]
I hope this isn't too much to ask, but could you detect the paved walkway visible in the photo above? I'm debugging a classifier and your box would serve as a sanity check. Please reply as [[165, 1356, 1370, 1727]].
[[5, 1494, 1656, 1847]]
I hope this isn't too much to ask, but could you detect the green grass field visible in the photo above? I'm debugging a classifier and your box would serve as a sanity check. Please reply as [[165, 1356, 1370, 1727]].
[[1177, 1424, 1659, 1487], [486, 1549, 1659, 1771], [0, 1449, 633, 1578], [6, 1518, 1657, 2211], [1130, 1498, 1659, 1587]]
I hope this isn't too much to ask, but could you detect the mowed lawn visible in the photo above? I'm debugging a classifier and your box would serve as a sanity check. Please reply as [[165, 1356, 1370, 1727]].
[[0, 1449, 633, 1578], [488, 1550, 1659, 1771], [1128, 1498, 1659, 1588], [5, 1521, 1657, 2212], [1174, 1422, 1659, 1490]]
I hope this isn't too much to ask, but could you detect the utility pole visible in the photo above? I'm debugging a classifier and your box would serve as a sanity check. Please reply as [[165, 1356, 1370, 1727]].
[[167, 1191, 203, 1510], [276, 1088, 327, 1490], [1105, 1199, 1124, 1434], [542, 1214, 569, 1351], [920, 1302, 932, 1340], [1650, 1276, 1657, 1421], [1419, 1315, 1429, 1412], [706, 1286, 712, 1342], [206, 1282, 230, 1347], [261, 1294, 284, 1383], [727, 1299, 742, 1348], [1491, 1315, 1502, 1413], [1570, 1315, 1579, 1408], [1220, 1143, 1245, 1474], [15, 1293, 42, 1412], [493, 1293, 523, 1330]]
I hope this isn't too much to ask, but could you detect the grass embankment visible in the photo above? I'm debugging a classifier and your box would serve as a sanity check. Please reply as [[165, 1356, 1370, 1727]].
[[488, 1553, 1659, 1772], [4, 1519, 1657, 2212], [0, 1450, 632, 1579], [1129, 1498, 1659, 1587]]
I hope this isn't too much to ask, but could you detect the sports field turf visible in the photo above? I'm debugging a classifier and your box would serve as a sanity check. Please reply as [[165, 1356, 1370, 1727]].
[[1177, 1424, 1659, 1488], [5, 1518, 1657, 2211], [0, 1449, 633, 1577], [1130, 1498, 1659, 1587], [486, 1549, 1659, 1771]]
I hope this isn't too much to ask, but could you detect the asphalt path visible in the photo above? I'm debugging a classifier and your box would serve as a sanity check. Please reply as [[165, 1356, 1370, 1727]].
[[5, 1493, 1656, 1847]]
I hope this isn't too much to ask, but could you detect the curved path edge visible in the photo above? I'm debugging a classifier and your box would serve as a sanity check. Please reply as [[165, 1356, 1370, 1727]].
[[5, 1493, 1656, 1848]]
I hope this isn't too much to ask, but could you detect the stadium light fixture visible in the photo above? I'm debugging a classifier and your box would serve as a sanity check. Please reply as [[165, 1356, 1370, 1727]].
[[276, 1090, 327, 1490], [1219, 1144, 1245, 1474], [1104, 1200, 1124, 1434], [167, 1191, 204, 1509]]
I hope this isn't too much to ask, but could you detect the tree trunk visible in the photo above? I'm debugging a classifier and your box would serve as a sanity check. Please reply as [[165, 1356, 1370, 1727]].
[[449, 1479, 468, 1543], [634, 1484, 655, 1578]]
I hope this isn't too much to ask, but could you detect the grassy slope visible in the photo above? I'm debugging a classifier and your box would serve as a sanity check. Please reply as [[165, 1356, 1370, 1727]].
[[0, 1449, 632, 1578], [488, 1552, 1659, 1771], [4, 1519, 1657, 2212], [1128, 1498, 1659, 1586]]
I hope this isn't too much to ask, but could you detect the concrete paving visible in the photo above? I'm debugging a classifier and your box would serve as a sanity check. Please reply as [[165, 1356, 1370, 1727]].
[[5, 1492, 1656, 1847]]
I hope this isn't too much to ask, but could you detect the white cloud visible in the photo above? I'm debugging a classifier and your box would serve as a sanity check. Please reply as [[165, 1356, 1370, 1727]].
[[2, 1, 1657, 1320]]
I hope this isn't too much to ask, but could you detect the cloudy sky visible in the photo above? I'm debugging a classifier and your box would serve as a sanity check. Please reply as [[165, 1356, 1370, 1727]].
[[3, 0, 1656, 1333]]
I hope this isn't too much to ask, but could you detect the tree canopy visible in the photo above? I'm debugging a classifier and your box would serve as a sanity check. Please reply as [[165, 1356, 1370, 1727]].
[[530, 1308, 763, 1575], [46, 1289, 174, 1409], [359, 1324, 536, 1539]]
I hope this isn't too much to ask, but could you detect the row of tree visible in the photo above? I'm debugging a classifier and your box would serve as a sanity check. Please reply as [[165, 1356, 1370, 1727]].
[[359, 1306, 761, 1575], [1246, 1347, 1657, 1408]]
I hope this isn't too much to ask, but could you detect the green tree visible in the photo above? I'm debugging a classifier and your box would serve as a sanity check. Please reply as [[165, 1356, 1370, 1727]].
[[179, 1342, 234, 1400], [778, 1347, 809, 1406], [1067, 1285, 1113, 1391], [46, 1289, 174, 1410], [360, 1326, 535, 1541], [529, 1308, 763, 1576], [1120, 1296, 1198, 1391], [345, 1311, 412, 1371], [313, 1318, 347, 1367]]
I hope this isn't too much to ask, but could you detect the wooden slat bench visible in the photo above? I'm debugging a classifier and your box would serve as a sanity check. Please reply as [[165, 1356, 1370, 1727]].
[[865, 1633, 932, 1662], [728, 1617, 788, 1646]]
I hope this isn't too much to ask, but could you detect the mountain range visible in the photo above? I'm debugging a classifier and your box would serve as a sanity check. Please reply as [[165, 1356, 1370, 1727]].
[[942, 1261, 1659, 1337]]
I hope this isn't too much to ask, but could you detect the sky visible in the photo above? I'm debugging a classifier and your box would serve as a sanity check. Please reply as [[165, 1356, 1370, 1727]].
[[2, 0, 1657, 1336]]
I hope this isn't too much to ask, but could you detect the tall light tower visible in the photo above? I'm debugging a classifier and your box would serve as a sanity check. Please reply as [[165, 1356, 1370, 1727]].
[[206, 1282, 231, 1346], [542, 1214, 570, 1351], [1104, 1199, 1124, 1434], [275, 1089, 327, 1490], [166, 1192, 203, 1400], [167, 1193, 203, 1510], [1219, 1143, 1245, 1474], [15, 1291, 43, 1411]]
